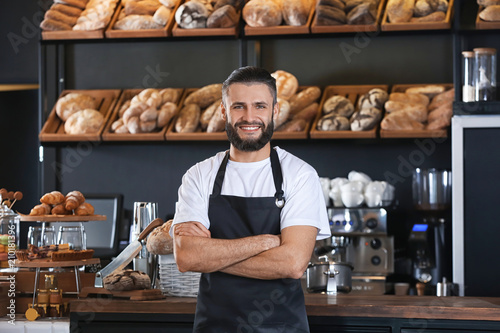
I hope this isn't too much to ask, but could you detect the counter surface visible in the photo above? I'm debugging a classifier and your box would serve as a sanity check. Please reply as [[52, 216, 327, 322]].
[[70, 294, 500, 322]]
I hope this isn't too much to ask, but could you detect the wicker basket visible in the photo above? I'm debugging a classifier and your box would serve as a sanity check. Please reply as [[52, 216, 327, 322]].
[[159, 254, 200, 298]]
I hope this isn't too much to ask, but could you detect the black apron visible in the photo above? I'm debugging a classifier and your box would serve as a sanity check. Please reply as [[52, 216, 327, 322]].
[[193, 148, 309, 333]]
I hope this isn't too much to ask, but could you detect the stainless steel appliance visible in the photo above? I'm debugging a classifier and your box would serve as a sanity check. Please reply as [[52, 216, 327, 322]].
[[309, 208, 394, 295]]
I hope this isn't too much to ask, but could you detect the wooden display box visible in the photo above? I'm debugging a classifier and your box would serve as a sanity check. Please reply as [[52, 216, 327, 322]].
[[166, 88, 228, 141], [310, 0, 385, 34], [379, 83, 453, 139], [105, 2, 180, 38], [243, 7, 314, 36], [273, 86, 321, 140], [172, 0, 241, 37], [381, 0, 454, 31], [476, 6, 500, 30], [309, 84, 388, 139], [41, 4, 120, 40], [102, 88, 184, 141], [39, 89, 121, 143]]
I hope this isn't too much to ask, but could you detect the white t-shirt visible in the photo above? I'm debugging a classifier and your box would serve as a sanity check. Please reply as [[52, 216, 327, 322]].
[[172, 147, 331, 240]]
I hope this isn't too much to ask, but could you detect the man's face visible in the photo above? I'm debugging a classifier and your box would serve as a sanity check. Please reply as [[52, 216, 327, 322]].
[[221, 83, 278, 152]]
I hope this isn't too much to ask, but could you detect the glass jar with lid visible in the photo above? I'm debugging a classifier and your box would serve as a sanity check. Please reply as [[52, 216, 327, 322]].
[[473, 48, 497, 101], [0, 203, 20, 251], [462, 51, 475, 102]]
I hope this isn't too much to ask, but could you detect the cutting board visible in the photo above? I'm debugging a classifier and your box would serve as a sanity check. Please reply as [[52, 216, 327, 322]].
[[79, 287, 165, 301]]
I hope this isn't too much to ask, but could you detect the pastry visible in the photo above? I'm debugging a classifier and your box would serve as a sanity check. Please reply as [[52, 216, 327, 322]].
[[146, 220, 174, 255], [56, 93, 97, 122], [29, 203, 52, 216], [65, 191, 85, 211], [75, 202, 95, 216], [40, 191, 65, 205], [271, 70, 299, 101], [51, 203, 72, 215], [64, 109, 104, 134], [243, 0, 283, 27]]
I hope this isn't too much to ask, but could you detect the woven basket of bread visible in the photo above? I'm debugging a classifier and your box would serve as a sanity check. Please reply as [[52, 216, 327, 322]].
[[51, 249, 94, 261], [158, 254, 200, 298]]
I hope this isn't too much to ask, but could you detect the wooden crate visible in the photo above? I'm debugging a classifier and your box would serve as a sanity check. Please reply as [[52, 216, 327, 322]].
[[379, 83, 454, 139], [39, 89, 121, 143], [243, 6, 314, 36], [381, 0, 454, 31], [102, 88, 184, 141], [105, 2, 180, 38], [476, 6, 500, 30], [273, 86, 321, 140], [166, 88, 228, 141], [310, 0, 385, 34], [41, 3, 120, 40], [172, 0, 241, 37], [309, 84, 388, 139]]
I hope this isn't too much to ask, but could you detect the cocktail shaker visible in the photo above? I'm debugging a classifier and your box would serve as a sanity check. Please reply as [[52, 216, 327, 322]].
[[132, 202, 159, 287]]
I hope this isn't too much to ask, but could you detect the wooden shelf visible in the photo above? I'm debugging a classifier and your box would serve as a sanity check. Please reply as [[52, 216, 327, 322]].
[[19, 214, 107, 222], [14, 258, 100, 268], [381, 0, 454, 31]]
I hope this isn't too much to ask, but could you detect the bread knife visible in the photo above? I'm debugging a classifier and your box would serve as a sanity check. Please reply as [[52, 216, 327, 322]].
[[94, 217, 164, 288]]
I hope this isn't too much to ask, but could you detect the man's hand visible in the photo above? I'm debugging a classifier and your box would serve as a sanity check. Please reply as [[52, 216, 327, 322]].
[[173, 222, 211, 238]]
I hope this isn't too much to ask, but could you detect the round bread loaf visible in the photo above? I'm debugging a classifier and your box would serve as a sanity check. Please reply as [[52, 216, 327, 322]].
[[103, 270, 151, 291], [323, 95, 355, 118], [64, 109, 104, 134], [271, 70, 299, 101], [243, 0, 283, 27], [56, 93, 97, 121], [146, 219, 174, 255]]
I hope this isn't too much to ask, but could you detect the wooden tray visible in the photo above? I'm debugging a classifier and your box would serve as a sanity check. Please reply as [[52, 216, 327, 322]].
[[105, 1, 180, 38], [379, 83, 453, 138], [41, 3, 120, 40], [165, 88, 228, 141], [19, 214, 107, 222], [273, 86, 321, 140], [310, 0, 385, 34], [102, 88, 184, 141], [172, 1, 241, 37], [79, 287, 165, 301], [309, 84, 388, 139], [15, 258, 100, 268], [39, 89, 121, 143], [476, 6, 500, 30], [243, 6, 314, 36], [381, 0, 454, 31]]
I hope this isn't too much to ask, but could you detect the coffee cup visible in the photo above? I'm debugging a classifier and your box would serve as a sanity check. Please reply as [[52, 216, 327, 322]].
[[394, 282, 410, 296], [365, 181, 386, 196], [364, 192, 382, 207], [341, 181, 365, 194], [381, 182, 395, 205], [348, 171, 372, 186], [341, 191, 364, 208], [329, 186, 344, 207]]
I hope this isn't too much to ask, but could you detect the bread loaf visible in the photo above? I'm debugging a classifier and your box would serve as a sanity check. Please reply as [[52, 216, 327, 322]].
[[40, 18, 73, 31], [319, 0, 345, 10], [56, 93, 97, 122], [384, 101, 428, 122], [103, 270, 151, 291], [389, 92, 429, 106], [127, 116, 141, 134], [207, 105, 225, 132], [140, 120, 157, 132], [175, 104, 201, 133], [323, 95, 355, 118], [51, 4, 84, 17], [289, 86, 321, 114], [317, 114, 350, 131], [478, 0, 500, 6], [274, 98, 291, 129], [381, 112, 425, 130], [271, 70, 299, 100], [45, 9, 79, 26], [159, 88, 180, 104], [243, 0, 283, 27], [405, 85, 445, 99], [350, 107, 382, 131], [157, 102, 178, 128], [277, 118, 307, 132], [282, 0, 311, 26], [358, 88, 389, 110], [201, 99, 222, 130], [347, 2, 377, 25], [75, 202, 95, 216], [133, 88, 163, 109], [414, 0, 438, 17], [292, 102, 319, 122], [123, 102, 151, 124], [146, 220, 174, 255], [207, 5, 239, 28], [114, 15, 163, 30], [139, 106, 159, 122], [64, 109, 104, 135], [479, 5, 500, 21], [426, 102, 452, 130], [184, 84, 223, 109], [40, 191, 65, 205], [153, 6, 171, 26], [316, 5, 347, 25], [175, 1, 211, 28], [125, 0, 162, 15], [428, 88, 454, 110], [54, 0, 88, 10], [386, 0, 415, 23], [410, 10, 445, 22]]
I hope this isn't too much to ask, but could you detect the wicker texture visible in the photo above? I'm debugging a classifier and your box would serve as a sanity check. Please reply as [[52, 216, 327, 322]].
[[159, 254, 200, 298]]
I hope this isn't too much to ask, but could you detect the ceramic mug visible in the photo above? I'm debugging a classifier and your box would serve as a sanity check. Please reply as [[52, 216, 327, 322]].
[[341, 191, 364, 208], [348, 171, 372, 186]]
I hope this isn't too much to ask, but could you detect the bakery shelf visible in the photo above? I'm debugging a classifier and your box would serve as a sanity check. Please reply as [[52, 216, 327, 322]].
[[381, 0, 454, 31], [102, 88, 183, 142], [243, 7, 314, 36], [476, 6, 500, 30], [104, 1, 180, 38], [310, 0, 386, 34], [39, 89, 121, 143], [14, 258, 100, 268], [379, 83, 453, 139], [19, 214, 107, 222], [309, 84, 388, 139]]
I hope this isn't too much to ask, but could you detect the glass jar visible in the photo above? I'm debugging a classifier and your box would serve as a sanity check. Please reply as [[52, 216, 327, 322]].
[[0, 204, 20, 251], [462, 51, 475, 102], [49, 289, 62, 305], [28, 226, 57, 247], [473, 48, 497, 101], [57, 225, 86, 250], [44, 274, 58, 290], [37, 289, 49, 305]]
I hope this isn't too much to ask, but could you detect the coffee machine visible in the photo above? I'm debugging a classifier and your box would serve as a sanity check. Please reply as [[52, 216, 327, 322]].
[[312, 208, 394, 295], [408, 168, 452, 291]]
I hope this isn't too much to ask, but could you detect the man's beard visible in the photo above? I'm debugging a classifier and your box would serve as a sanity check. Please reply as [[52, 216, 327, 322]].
[[225, 118, 274, 152]]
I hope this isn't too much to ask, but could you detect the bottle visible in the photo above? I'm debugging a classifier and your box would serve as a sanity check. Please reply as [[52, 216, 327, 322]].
[[473, 48, 497, 101], [462, 51, 475, 102]]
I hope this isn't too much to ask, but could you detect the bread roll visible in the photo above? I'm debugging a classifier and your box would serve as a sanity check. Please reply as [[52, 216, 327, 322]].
[[358, 88, 389, 110], [140, 120, 157, 132], [75, 202, 95, 216], [64, 109, 104, 135], [389, 92, 429, 106], [350, 107, 382, 131], [323, 95, 355, 118], [289, 86, 321, 114], [243, 0, 283, 27], [139, 107, 159, 122], [271, 70, 299, 101], [111, 118, 124, 132], [175, 0, 211, 28], [207, 5, 239, 28], [56, 93, 97, 122], [146, 220, 174, 255], [414, 0, 438, 17], [159, 88, 180, 104], [127, 116, 141, 134], [184, 84, 223, 109], [103, 270, 151, 291], [133, 88, 163, 109], [274, 98, 291, 129], [40, 191, 65, 205], [317, 114, 350, 131], [153, 6, 171, 26], [386, 0, 415, 23], [157, 102, 178, 128], [175, 104, 201, 133], [123, 102, 151, 124], [282, 0, 311, 26]]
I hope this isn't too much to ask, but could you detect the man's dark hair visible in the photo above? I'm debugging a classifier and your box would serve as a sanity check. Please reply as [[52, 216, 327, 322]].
[[222, 66, 277, 107]]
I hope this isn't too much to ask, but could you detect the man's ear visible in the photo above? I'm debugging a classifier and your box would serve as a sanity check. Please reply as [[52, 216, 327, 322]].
[[274, 100, 280, 118], [220, 101, 226, 120]]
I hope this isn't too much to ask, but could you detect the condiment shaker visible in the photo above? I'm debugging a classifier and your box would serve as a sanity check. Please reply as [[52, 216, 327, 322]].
[[462, 51, 475, 102], [473, 48, 497, 101]]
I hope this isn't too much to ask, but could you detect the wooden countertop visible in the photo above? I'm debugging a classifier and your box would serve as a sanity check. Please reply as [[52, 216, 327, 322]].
[[70, 294, 500, 322]]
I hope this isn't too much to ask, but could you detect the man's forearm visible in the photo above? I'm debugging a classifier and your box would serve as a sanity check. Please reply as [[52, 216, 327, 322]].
[[174, 233, 279, 273]]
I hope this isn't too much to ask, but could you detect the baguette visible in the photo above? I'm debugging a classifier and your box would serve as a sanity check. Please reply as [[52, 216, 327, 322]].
[[274, 98, 290, 129], [289, 87, 321, 115], [292, 102, 319, 122], [389, 92, 429, 106], [183, 84, 223, 109], [175, 104, 201, 133]]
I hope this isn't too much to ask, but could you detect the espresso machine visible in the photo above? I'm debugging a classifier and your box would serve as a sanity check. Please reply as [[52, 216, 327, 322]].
[[408, 168, 452, 293], [310, 208, 394, 295]]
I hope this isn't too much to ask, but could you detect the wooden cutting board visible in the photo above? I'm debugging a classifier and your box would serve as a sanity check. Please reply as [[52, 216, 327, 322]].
[[79, 287, 165, 301]]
